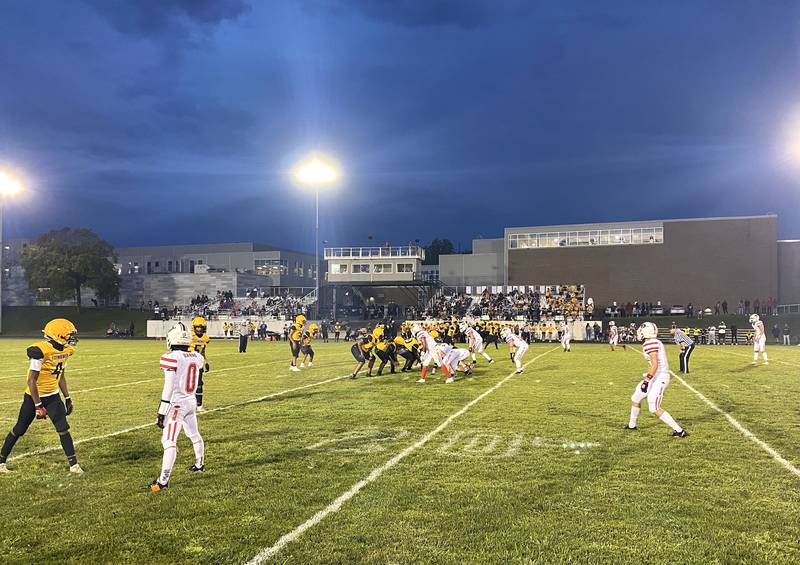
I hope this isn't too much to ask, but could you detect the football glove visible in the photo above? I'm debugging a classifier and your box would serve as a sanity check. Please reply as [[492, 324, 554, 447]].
[[156, 414, 165, 429], [65, 396, 73, 415], [640, 380, 649, 393], [35, 403, 47, 419], [204, 362, 210, 373]]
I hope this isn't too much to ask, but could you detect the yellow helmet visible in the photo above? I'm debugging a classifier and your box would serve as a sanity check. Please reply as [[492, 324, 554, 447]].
[[309, 323, 319, 335], [372, 325, 384, 340], [296, 314, 306, 325], [430, 330, 440, 340], [192, 316, 207, 336], [43, 318, 78, 346]]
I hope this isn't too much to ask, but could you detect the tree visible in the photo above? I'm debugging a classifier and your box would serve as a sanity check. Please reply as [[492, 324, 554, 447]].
[[19, 228, 120, 309], [423, 238, 455, 265]]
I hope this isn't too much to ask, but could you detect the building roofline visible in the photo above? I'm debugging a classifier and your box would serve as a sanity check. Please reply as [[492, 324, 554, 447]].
[[505, 214, 777, 234], [114, 242, 314, 257]]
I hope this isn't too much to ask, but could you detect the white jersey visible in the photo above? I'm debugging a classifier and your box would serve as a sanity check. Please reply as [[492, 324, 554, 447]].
[[504, 332, 526, 348], [465, 327, 483, 348], [159, 350, 205, 405], [752, 321, 765, 340], [642, 338, 669, 378], [609, 326, 618, 339], [435, 343, 454, 358], [416, 330, 438, 354], [560, 323, 571, 339]]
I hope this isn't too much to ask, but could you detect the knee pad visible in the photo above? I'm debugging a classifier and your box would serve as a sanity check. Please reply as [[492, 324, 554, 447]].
[[648, 404, 658, 415], [161, 437, 177, 451]]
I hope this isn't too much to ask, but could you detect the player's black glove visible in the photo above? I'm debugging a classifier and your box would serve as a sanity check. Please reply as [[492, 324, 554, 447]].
[[156, 413, 165, 429], [640, 377, 649, 393], [65, 396, 73, 415], [204, 361, 210, 373]]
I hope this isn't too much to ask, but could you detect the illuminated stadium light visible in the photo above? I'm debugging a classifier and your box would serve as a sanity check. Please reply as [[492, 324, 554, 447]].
[[0, 170, 23, 197], [292, 153, 340, 187]]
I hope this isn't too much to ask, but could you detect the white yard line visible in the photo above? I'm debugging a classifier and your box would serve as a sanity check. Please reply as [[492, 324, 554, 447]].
[[715, 347, 798, 368], [8, 371, 354, 462], [632, 346, 800, 480], [244, 347, 559, 564]]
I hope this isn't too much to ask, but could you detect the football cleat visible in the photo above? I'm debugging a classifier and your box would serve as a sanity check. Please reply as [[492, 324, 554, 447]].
[[308, 362, 313, 367], [144, 480, 168, 492], [290, 365, 301, 372], [350, 374, 357, 380], [0, 463, 12, 473], [624, 425, 638, 431], [672, 430, 688, 438], [188, 464, 205, 473], [299, 363, 305, 368], [445, 377, 454, 384], [488, 359, 494, 364], [196, 405, 205, 413], [416, 378, 427, 383], [69, 464, 84, 475], [516, 369, 523, 374]]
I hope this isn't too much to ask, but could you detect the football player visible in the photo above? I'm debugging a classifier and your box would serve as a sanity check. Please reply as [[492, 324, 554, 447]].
[[501, 327, 528, 374], [349, 330, 375, 379], [300, 323, 318, 368], [626, 322, 687, 437], [608, 321, 625, 351], [189, 317, 210, 411], [289, 315, 306, 372], [145, 325, 206, 492], [560, 320, 571, 352], [750, 314, 768, 364], [461, 320, 494, 365], [413, 324, 450, 383], [437, 343, 473, 383], [374, 336, 397, 375], [0, 319, 82, 474]]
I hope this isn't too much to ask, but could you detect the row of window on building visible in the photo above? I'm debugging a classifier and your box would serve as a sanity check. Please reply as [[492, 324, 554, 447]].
[[329, 263, 415, 274], [255, 259, 315, 279], [508, 226, 664, 249], [123, 259, 205, 275]]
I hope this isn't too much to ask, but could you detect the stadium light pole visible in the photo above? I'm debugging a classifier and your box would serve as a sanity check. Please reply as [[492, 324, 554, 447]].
[[0, 170, 24, 334], [292, 153, 340, 319]]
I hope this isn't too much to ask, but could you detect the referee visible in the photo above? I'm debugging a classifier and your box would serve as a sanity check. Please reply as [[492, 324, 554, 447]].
[[671, 326, 695, 374], [238, 320, 251, 353]]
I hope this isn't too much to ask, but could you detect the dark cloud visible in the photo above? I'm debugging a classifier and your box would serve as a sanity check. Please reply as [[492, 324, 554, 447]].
[[81, 0, 250, 37]]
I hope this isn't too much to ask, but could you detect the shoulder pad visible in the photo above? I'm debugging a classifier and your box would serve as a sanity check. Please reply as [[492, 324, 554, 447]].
[[27, 346, 44, 360]]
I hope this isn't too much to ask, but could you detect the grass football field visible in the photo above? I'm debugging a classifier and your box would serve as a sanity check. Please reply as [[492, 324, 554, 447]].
[[0, 337, 798, 564]]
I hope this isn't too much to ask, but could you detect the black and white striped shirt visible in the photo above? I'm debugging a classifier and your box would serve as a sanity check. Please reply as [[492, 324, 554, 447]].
[[673, 328, 694, 347]]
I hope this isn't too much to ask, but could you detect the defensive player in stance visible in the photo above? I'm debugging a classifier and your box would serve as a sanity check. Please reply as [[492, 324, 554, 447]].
[[461, 320, 494, 365], [189, 317, 210, 411], [289, 314, 306, 372], [300, 323, 318, 368], [608, 321, 624, 350], [413, 324, 451, 383], [750, 314, 768, 365], [501, 327, 529, 374], [0, 319, 82, 474], [349, 330, 374, 379], [560, 320, 572, 352], [146, 325, 206, 492], [626, 322, 687, 437]]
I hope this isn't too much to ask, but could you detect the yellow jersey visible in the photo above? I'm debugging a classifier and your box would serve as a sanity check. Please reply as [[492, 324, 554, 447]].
[[190, 332, 210, 357], [25, 340, 76, 397], [290, 323, 303, 342]]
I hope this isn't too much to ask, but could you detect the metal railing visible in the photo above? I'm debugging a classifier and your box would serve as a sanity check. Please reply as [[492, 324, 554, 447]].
[[324, 246, 425, 260]]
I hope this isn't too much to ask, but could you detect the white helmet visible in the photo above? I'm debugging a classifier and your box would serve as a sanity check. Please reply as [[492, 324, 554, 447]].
[[458, 320, 468, 332], [500, 327, 511, 339], [410, 323, 422, 336], [609, 320, 616, 327], [749, 314, 759, 324], [636, 322, 658, 341], [167, 326, 192, 348]]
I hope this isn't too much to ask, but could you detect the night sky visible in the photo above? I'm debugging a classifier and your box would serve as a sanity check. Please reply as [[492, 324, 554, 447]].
[[2, 0, 800, 252]]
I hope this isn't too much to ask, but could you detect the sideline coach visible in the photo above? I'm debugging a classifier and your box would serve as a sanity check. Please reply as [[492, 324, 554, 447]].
[[239, 320, 251, 353], [671, 327, 695, 374]]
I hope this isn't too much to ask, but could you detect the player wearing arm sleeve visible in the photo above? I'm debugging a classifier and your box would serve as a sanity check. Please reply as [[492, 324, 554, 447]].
[[289, 315, 305, 372], [0, 319, 82, 474], [626, 322, 687, 437]]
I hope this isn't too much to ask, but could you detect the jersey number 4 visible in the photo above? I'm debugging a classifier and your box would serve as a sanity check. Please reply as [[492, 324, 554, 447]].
[[52, 362, 65, 378]]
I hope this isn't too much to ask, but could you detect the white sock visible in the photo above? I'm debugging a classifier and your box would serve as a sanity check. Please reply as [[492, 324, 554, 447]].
[[659, 410, 682, 432], [763, 352, 768, 361], [753, 353, 758, 361], [192, 436, 205, 466], [515, 358, 522, 370], [482, 352, 492, 361], [159, 447, 177, 484], [471, 353, 477, 362], [629, 406, 640, 428]]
